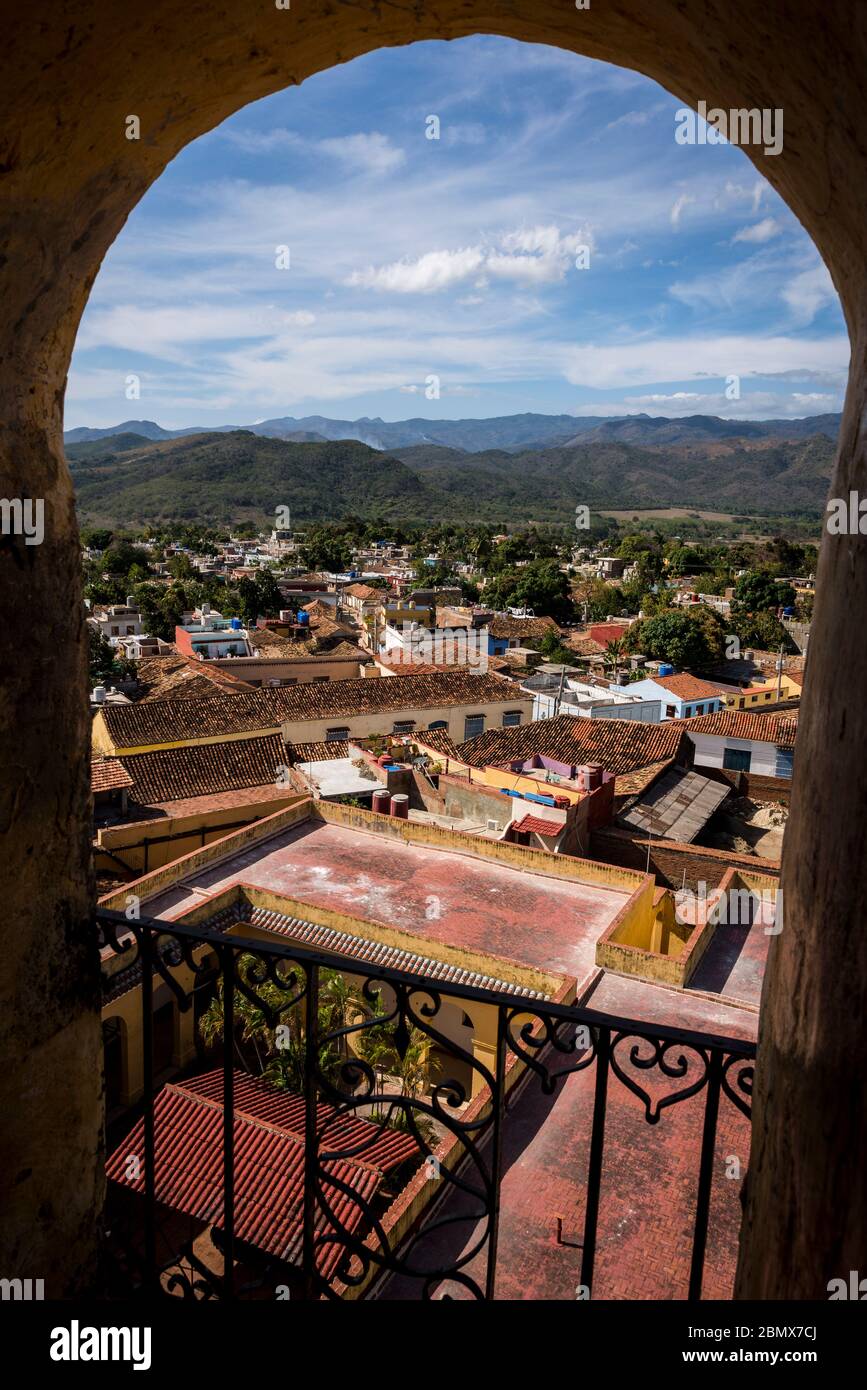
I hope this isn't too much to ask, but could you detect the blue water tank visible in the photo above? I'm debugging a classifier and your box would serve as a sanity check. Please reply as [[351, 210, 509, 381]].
[[230, 617, 242, 630], [296, 610, 310, 625], [782, 606, 795, 617], [658, 663, 675, 677]]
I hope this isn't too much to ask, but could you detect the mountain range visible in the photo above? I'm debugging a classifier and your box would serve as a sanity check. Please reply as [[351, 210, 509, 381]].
[[63, 409, 842, 454], [66, 421, 837, 528]]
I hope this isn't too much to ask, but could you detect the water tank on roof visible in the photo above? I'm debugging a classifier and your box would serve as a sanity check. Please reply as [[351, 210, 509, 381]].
[[230, 617, 242, 630], [92, 686, 107, 704], [658, 663, 675, 676], [782, 606, 795, 617], [297, 610, 310, 625]]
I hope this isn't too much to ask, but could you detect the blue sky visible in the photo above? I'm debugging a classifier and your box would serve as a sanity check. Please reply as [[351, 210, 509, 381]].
[[66, 36, 848, 430]]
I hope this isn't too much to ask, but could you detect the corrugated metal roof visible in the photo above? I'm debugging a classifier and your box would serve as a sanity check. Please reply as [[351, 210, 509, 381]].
[[106, 1079, 380, 1277], [619, 767, 731, 843]]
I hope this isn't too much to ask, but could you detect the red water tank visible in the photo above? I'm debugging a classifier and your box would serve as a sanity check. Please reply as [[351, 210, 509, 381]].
[[372, 790, 391, 815], [390, 793, 409, 819]]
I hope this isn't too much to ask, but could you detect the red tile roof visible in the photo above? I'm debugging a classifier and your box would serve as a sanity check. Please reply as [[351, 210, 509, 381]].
[[676, 709, 799, 748], [511, 812, 567, 836], [105, 1074, 379, 1277], [562, 634, 607, 658], [415, 729, 461, 760], [488, 615, 559, 640], [134, 653, 254, 700], [287, 740, 355, 764], [652, 673, 727, 701], [180, 1069, 418, 1173], [343, 583, 382, 600], [98, 671, 524, 749], [456, 714, 689, 776], [91, 757, 134, 793], [117, 733, 287, 804]]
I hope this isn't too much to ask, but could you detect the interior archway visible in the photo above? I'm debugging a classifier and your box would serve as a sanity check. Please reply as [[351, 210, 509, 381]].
[[2, 0, 865, 1298]]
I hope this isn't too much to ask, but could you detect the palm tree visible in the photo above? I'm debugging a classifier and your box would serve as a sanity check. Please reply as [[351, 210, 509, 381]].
[[198, 957, 368, 1092], [604, 636, 628, 680]]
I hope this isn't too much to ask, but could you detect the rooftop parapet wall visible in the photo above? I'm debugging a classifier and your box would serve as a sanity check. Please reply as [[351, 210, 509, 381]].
[[595, 865, 780, 990], [225, 885, 565, 1000], [312, 798, 650, 896]]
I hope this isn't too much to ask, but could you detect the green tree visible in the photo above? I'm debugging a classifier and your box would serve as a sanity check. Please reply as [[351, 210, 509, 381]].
[[198, 956, 367, 1092], [627, 607, 725, 669], [603, 636, 629, 678], [485, 559, 571, 620], [732, 570, 795, 616], [87, 626, 134, 686]]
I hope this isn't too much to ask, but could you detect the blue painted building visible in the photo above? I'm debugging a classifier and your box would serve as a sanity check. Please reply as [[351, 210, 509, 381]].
[[625, 673, 724, 721]]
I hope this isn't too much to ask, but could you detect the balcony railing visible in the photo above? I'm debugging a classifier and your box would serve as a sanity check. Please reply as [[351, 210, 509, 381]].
[[97, 906, 755, 1302]]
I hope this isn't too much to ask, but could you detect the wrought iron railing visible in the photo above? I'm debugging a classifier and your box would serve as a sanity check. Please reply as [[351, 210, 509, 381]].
[[97, 907, 755, 1302]]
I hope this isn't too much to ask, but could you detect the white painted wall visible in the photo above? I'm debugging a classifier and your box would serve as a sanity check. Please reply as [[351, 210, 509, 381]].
[[688, 732, 780, 776]]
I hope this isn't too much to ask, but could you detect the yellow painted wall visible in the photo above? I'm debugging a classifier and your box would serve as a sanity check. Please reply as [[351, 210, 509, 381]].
[[473, 764, 586, 805], [721, 674, 801, 709], [93, 694, 535, 756], [94, 792, 303, 877]]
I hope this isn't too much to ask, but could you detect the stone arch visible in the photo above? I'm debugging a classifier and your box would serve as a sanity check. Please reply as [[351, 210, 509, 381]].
[[2, 1, 865, 1297]]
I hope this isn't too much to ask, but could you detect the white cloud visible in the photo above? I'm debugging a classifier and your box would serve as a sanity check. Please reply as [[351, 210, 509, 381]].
[[670, 193, 694, 228], [319, 132, 405, 176], [733, 217, 781, 244], [222, 128, 304, 155], [559, 333, 849, 390], [347, 247, 486, 293], [627, 392, 701, 404], [222, 127, 405, 177], [347, 226, 592, 294], [782, 262, 837, 328]]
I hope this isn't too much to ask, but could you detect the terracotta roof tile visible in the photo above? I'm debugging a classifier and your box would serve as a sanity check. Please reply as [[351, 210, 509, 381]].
[[414, 729, 461, 759], [91, 757, 134, 792], [488, 615, 560, 640], [105, 1076, 380, 1277], [455, 714, 689, 776], [561, 633, 606, 657], [118, 733, 287, 804], [613, 759, 674, 800], [99, 671, 523, 749], [134, 653, 254, 700], [287, 740, 354, 763], [343, 583, 382, 600], [511, 812, 567, 836], [675, 709, 799, 748], [653, 673, 727, 701], [180, 1069, 418, 1173]]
